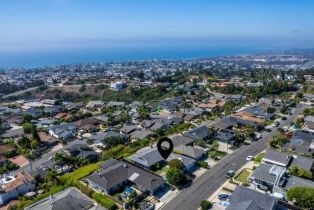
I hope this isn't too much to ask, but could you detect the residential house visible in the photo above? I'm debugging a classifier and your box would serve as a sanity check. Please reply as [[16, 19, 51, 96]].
[[140, 120, 155, 129], [120, 125, 139, 135], [24, 187, 106, 210], [93, 114, 109, 125], [24, 108, 43, 118], [263, 149, 314, 173], [249, 163, 286, 192], [54, 112, 73, 121], [86, 159, 165, 195], [171, 135, 195, 146], [85, 100, 105, 110], [38, 132, 59, 147], [167, 153, 196, 172], [0, 144, 16, 156], [211, 118, 234, 130], [0, 121, 11, 131], [150, 122, 169, 132], [48, 123, 77, 141], [33, 118, 55, 128], [129, 147, 163, 169], [65, 144, 99, 163], [65, 102, 84, 112], [75, 118, 99, 133], [198, 99, 225, 112], [175, 108, 204, 122], [303, 116, 314, 132], [106, 101, 125, 108], [226, 186, 277, 210], [281, 175, 314, 192], [0, 172, 35, 205], [130, 130, 156, 140], [174, 145, 205, 160], [225, 94, 247, 102], [263, 149, 292, 167], [153, 97, 184, 113], [183, 126, 212, 141], [231, 111, 265, 129], [215, 129, 236, 144], [290, 155, 314, 172], [242, 106, 274, 120], [43, 105, 62, 116], [284, 129, 314, 155], [1, 128, 24, 140]]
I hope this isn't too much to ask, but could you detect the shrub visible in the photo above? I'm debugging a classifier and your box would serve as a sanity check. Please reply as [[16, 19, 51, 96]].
[[254, 153, 265, 163], [200, 200, 213, 210], [168, 159, 185, 170], [92, 192, 117, 210], [287, 186, 314, 209], [196, 161, 208, 168], [166, 167, 186, 187], [60, 163, 100, 184]]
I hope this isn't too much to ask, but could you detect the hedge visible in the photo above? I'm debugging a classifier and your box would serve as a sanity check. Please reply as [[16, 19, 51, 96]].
[[93, 192, 117, 210], [200, 200, 213, 210], [196, 161, 208, 168], [60, 163, 100, 184]]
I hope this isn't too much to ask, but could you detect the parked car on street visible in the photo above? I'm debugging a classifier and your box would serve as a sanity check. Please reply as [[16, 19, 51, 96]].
[[225, 170, 235, 178]]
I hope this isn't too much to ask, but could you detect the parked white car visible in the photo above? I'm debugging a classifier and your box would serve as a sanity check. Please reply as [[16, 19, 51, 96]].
[[246, 155, 254, 161]]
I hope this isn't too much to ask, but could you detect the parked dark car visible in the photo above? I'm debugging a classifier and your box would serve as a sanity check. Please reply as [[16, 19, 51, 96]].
[[218, 194, 230, 201], [225, 170, 235, 178], [281, 116, 287, 120]]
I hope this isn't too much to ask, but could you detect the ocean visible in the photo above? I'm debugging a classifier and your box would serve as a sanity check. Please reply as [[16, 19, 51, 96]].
[[0, 47, 262, 69]]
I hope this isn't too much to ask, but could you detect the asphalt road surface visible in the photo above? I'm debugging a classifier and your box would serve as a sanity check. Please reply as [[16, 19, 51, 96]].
[[161, 104, 305, 210]]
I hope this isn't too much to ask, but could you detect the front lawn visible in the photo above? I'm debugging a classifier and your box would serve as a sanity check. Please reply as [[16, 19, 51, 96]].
[[209, 150, 227, 160], [254, 153, 265, 163], [235, 169, 251, 183]]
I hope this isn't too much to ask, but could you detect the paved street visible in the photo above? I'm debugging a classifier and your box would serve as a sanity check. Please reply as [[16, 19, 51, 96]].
[[161, 104, 305, 210], [15, 138, 87, 173]]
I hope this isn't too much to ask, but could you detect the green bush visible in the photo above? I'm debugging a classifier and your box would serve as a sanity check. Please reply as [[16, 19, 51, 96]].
[[287, 186, 314, 209], [200, 200, 213, 210], [196, 161, 208, 168], [254, 153, 265, 163], [60, 163, 100, 184], [92, 192, 117, 210]]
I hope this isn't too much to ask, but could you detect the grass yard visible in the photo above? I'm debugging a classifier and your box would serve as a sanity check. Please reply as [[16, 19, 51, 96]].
[[254, 152, 265, 163], [155, 166, 169, 175], [235, 169, 251, 183]]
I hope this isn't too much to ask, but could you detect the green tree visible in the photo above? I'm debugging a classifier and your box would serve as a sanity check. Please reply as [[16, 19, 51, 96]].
[[30, 139, 38, 149], [298, 168, 313, 179], [22, 123, 33, 133], [103, 136, 125, 148], [79, 84, 86, 92], [32, 125, 41, 142], [211, 140, 219, 151], [168, 159, 184, 171], [200, 200, 213, 210], [287, 186, 314, 209], [166, 167, 186, 187], [137, 105, 150, 121], [23, 113, 33, 123], [18, 135, 31, 149], [290, 164, 298, 176]]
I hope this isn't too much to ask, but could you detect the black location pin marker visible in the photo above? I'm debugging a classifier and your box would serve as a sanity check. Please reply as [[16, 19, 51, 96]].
[[157, 137, 173, 160]]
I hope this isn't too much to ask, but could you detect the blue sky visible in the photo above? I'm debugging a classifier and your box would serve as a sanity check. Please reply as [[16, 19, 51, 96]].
[[1, 0, 314, 51]]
